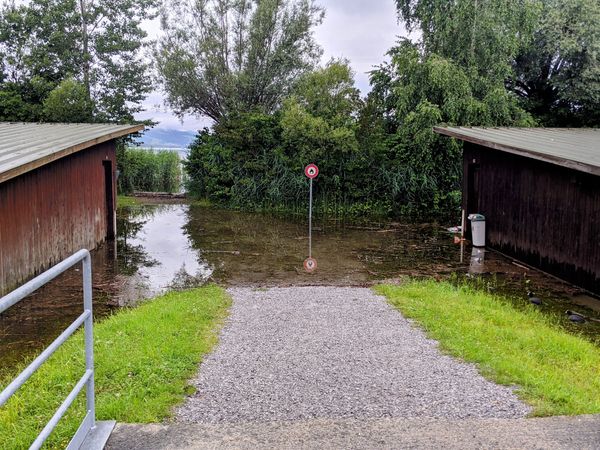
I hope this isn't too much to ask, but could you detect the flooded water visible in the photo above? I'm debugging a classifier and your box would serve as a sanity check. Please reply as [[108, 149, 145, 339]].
[[1, 201, 599, 375]]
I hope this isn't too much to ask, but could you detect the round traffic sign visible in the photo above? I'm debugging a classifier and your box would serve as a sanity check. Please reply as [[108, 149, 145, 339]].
[[304, 164, 319, 179], [303, 257, 318, 272]]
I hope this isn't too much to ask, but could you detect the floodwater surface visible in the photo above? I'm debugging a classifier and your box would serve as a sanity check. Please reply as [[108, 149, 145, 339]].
[[1, 201, 599, 374]]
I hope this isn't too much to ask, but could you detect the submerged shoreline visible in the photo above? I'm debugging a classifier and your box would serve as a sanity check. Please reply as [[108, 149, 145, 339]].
[[1, 200, 599, 374]]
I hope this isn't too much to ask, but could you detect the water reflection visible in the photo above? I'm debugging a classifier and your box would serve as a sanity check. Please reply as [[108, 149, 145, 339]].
[[1, 201, 599, 375], [117, 204, 211, 297], [469, 247, 486, 274], [116, 205, 160, 276]]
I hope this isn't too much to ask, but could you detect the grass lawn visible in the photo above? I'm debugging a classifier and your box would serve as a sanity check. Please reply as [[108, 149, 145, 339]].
[[376, 281, 600, 417], [0, 285, 231, 449]]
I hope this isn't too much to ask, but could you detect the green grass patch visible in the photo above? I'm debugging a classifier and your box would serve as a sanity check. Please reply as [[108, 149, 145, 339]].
[[0, 285, 230, 449], [117, 195, 140, 207], [376, 280, 600, 417]]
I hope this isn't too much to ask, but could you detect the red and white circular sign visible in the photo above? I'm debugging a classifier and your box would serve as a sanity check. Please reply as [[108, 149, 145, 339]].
[[304, 164, 319, 179], [303, 257, 318, 272]]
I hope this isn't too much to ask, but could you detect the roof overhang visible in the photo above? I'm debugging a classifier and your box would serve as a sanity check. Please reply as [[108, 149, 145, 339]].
[[0, 123, 144, 184], [434, 126, 600, 177]]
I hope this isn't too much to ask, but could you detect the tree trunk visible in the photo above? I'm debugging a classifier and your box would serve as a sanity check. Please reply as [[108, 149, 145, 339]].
[[79, 0, 91, 102]]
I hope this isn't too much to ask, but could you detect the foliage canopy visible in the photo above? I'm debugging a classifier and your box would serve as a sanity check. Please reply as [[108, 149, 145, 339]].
[[0, 0, 158, 123], [156, 0, 325, 124], [508, 0, 600, 126], [396, 0, 600, 127]]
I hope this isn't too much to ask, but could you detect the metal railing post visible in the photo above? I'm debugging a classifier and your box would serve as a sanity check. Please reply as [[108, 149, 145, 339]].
[[0, 249, 115, 449], [83, 252, 96, 428]]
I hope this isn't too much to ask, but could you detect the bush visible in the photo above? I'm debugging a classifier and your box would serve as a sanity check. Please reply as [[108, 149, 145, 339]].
[[182, 60, 467, 220], [118, 148, 182, 194]]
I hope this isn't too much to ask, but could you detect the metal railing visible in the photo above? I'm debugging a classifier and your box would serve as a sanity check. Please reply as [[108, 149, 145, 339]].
[[0, 249, 112, 450]]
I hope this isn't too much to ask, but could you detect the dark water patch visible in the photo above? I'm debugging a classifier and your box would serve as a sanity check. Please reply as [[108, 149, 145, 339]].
[[181, 206, 465, 285], [0, 248, 119, 376]]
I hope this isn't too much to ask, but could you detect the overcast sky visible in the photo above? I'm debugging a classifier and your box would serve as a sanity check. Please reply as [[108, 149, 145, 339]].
[[136, 0, 407, 131]]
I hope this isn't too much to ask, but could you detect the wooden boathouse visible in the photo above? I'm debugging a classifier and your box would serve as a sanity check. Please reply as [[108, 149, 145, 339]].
[[434, 127, 600, 294], [0, 122, 143, 295]]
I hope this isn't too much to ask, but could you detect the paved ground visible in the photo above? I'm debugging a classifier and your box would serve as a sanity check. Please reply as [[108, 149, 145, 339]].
[[108, 415, 600, 449], [106, 286, 599, 449]]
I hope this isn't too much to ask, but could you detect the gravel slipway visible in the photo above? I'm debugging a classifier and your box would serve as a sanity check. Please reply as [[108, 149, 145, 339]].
[[175, 286, 530, 423]]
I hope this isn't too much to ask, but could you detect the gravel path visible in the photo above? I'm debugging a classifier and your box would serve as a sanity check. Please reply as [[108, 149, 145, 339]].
[[176, 287, 530, 423]]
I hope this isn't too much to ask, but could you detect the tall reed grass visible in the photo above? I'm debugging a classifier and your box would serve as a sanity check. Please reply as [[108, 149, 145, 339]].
[[118, 148, 181, 194]]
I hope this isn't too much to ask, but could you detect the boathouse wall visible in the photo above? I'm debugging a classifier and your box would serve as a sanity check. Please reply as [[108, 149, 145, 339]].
[[462, 142, 600, 293], [0, 142, 116, 294]]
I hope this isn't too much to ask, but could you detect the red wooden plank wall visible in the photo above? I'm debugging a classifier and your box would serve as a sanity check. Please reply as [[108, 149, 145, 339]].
[[0, 142, 116, 294]]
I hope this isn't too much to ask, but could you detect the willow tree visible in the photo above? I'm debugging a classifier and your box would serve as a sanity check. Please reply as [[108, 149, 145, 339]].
[[396, 0, 600, 127], [156, 0, 325, 124], [395, 0, 539, 94], [363, 1, 538, 215], [508, 0, 600, 126]]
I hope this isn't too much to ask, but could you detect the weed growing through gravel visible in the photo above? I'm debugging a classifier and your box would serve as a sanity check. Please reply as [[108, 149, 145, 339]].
[[0, 285, 231, 449], [377, 280, 600, 416]]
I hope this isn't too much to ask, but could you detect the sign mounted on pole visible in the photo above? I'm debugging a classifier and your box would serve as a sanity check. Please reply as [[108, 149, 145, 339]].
[[304, 164, 319, 179]]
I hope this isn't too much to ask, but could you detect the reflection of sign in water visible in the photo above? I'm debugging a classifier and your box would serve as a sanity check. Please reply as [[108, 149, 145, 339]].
[[304, 164, 319, 273], [304, 257, 318, 272], [305, 163, 319, 179]]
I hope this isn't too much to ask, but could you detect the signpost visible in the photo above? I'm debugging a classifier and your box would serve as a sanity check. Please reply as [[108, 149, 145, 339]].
[[304, 164, 319, 179], [304, 164, 319, 272]]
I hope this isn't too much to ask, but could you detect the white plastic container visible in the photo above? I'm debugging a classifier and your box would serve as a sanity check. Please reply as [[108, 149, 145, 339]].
[[468, 213, 486, 247]]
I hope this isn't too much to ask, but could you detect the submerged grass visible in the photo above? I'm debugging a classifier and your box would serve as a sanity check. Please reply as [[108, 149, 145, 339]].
[[116, 195, 140, 207], [376, 280, 600, 417], [0, 285, 230, 449]]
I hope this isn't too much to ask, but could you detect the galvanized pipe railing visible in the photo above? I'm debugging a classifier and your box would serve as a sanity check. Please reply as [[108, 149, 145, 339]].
[[0, 249, 98, 450]]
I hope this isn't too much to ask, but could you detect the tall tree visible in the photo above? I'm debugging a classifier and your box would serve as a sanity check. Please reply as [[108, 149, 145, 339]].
[[396, 0, 600, 127], [507, 0, 600, 126], [395, 0, 538, 95], [368, 40, 534, 213], [280, 60, 361, 193], [156, 0, 325, 124], [0, 0, 158, 123], [42, 78, 95, 122], [364, 1, 540, 214], [291, 59, 362, 128]]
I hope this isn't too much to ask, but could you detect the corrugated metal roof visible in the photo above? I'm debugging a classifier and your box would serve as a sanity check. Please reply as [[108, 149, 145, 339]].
[[434, 127, 600, 176], [0, 122, 144, 183]]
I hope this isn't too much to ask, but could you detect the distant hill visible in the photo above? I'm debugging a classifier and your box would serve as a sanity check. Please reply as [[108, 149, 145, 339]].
[[136, 128, 197, 150]]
